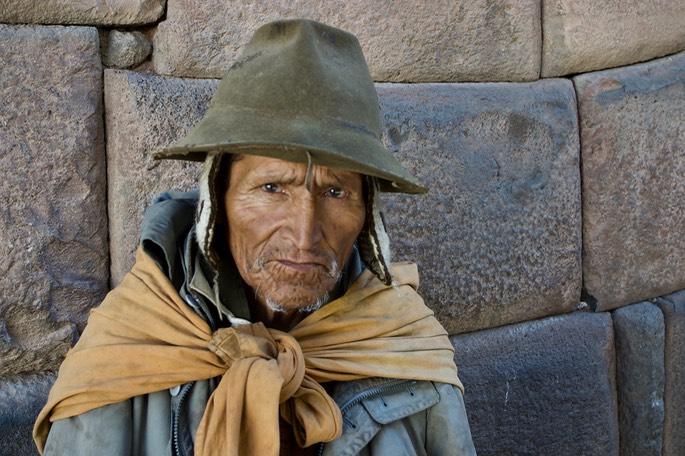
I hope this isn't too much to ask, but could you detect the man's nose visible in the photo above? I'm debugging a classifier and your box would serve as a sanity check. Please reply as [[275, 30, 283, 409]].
[[288, 194, 323, 250]]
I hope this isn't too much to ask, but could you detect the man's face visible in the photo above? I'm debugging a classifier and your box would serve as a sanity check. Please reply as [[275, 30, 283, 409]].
[[225, 155, 366, 313]]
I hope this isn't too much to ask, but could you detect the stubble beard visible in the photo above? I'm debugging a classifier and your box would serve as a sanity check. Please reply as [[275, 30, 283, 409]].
[[248, 251, 341, 314], [265, 292, 330, 314]]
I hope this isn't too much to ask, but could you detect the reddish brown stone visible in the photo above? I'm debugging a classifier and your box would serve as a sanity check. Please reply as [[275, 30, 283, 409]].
[[0, 25, 107, 375], [542, 0, 685, 77], [378, 81, 582, 334], [153, 0, 540, 82], [576, 52, 685, 310], [104, 70, 218, 285], [0, 0, 164, 26]]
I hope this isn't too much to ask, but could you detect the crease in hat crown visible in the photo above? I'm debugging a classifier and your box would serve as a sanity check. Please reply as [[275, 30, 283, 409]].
[[153, 18, 427, 194]]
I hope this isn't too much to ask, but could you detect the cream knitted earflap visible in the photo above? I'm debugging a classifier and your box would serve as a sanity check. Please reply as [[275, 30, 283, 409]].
[[196, 153, 222, 269], [357, 176, 393, 285]]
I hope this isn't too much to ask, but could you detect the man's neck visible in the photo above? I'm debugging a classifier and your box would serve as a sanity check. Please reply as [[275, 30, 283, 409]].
[[249, 298, 310, 332]]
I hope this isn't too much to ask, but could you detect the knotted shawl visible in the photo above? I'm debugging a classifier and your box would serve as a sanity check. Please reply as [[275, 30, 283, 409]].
[[34, 248, 462, 455]]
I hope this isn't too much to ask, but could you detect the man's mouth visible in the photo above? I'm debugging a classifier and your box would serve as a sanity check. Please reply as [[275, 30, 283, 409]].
[[249, 248, 341, 282], [276, 260, 327, 273]]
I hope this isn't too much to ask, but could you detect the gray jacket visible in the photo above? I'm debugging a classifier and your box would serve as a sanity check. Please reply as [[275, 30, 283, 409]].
[[43, 192, 476, 456]]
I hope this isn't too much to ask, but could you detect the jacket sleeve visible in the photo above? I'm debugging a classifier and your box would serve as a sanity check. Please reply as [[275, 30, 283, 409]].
[[426, 382, 477, 456], [43, 401, 132, 456], [42, 390, 174, 456]]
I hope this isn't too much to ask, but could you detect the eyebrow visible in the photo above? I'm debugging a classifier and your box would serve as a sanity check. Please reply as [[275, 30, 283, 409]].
[[249, 165, 359, 189]]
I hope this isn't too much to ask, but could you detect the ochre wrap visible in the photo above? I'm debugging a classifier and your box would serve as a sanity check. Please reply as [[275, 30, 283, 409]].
[[34, 248, 462, 455]]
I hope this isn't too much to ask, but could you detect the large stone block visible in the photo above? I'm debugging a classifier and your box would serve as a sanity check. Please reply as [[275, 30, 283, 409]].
[[452, 312, 618, 456], [0, 25, 108, 376], [0, 373, 55, 456], [541, 0, 685, 77], [104, 70, 218, 285], [657, 289, 685, 456], [612, 302, 665, 456], [378, 81, 581, 334], [153, 0, 541, 82], [575, 52, 685, 311], [0, 0, 164, 26]]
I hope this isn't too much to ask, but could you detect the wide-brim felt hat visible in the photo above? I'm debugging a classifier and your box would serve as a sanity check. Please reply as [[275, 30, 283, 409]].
[[153, 19, 426, 194]]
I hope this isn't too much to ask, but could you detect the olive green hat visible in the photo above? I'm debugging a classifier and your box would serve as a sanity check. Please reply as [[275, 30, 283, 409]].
[[153, 18, 426, 194]]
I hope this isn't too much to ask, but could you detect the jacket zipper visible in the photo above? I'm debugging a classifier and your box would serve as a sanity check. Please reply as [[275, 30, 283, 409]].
[[172, 293, 217, 456], [172, 381, 195, 456], [317, 379, 418, 456], [185, 292, 216, 331]]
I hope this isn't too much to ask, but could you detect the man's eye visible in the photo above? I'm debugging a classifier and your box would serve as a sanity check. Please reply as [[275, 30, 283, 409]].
[[261, 183, 282, 193], [325, 187, 346, 198]]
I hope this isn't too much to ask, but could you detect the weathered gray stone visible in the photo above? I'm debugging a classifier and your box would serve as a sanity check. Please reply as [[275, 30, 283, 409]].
[[541, 0, 685, 77], [575, 52, 685, 311], [452, 312, 618, 456], [0, 372, 55, 456], [153, 0, 541, 82], [612, 302, 665, 456], [0, 25, 108, 376], [105, 70, 218, 285], [378, 81, 581, 334], [101, 30, 152, 69], [0, 0, 165, 26], [656, 289, 685, 456]]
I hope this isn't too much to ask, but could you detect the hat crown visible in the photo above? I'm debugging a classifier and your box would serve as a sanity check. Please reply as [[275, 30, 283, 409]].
[[217, 19, 380, 137]]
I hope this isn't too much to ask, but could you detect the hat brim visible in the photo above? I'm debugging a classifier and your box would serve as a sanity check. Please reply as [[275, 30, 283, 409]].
[[153, 105, 427, 194]]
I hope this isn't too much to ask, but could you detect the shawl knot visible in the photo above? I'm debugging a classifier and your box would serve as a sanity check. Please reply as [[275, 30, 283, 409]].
[[209, 323, 306, 404]]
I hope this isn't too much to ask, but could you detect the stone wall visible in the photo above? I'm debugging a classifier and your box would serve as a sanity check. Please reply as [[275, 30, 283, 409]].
[[1, 1, 684, 455]]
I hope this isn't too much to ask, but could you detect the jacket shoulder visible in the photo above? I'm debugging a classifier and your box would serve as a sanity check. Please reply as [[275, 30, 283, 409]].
[[140, 190, 198, 287]]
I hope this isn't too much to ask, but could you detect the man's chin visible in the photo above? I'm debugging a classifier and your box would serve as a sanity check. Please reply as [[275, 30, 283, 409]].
[[260, 286, 332, 314], [266, 296, 326, 315]]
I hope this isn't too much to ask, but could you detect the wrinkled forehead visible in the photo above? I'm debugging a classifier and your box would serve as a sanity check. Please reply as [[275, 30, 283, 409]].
[[225, 153, 365, 189]]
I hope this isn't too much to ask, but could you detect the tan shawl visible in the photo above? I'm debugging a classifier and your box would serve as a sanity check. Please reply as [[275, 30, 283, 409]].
[[34, 248, 462, 455]]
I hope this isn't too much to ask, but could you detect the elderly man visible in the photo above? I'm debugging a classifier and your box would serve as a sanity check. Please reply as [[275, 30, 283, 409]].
[[34, 19, 476, 455]]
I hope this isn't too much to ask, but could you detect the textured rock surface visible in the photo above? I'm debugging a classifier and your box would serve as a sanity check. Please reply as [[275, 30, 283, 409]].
[[0, 373, 55, 456], [378, 81, 581, 334], [657, 289, 685, 456], [0, 0, 165, 26], [101, 30, 152, 69], [541, 0, 685, 77], [452, 312, 618, 455], [612, 302, 665, 456], [0, 25, 108, 376], [105, 70, 218, 285], [576, 52, 685, 311], [153, 0, 541, 82]]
